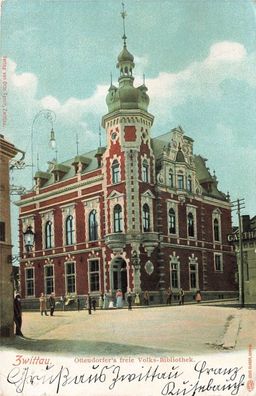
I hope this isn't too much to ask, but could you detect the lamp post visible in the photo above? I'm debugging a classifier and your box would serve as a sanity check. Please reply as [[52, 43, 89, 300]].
[[23, 225, 35, 254], [31, 109, 56, 186]]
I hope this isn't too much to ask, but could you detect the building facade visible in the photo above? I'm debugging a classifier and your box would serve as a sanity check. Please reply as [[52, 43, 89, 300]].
[[0, 135, 18, 336], [17, 35, 237, 306], [228, 215, 256, 306]]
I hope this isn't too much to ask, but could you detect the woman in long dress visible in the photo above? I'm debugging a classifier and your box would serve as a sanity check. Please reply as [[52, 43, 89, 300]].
[[116, 289, 123, 308]]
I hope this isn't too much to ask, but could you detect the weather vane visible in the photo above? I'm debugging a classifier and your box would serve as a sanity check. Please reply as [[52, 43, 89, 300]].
[[121, 2, 127, 46]]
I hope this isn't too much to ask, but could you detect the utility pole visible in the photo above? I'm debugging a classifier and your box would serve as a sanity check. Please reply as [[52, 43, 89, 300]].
[[231, 198, 245, 308]]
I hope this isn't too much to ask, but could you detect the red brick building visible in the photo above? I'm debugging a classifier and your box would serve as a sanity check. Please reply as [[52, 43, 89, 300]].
[[17, 37, 237, 306]]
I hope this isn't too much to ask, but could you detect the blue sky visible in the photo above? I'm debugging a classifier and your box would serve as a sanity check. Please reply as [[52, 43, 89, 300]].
[[1, 0, 256, 253]]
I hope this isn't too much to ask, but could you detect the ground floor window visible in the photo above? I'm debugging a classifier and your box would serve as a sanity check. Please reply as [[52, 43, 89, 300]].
[[45, 265, 54, 294], [189, 262, 198, 289], [170, 262, 180, 289], [89, 260, 100, 292], [214, 253, 223, 272], [25, 267, 34, 297], [65, 262, 76, 294]]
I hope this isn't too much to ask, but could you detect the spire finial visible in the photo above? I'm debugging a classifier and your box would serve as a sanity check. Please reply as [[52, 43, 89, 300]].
[[143, 73, 145, 85], [76, 132, 79, 155], [110, 72, 113, 86], [121, 2, 127, 46]]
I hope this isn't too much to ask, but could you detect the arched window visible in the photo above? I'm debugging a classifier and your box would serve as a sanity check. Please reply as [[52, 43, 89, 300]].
[[214, 218, 220, 241], [187, 176, 192, 192], [188, 212, 194, 237], [142, 159, 149, 182], [114, 205, 123, 233], [142, 204, 150, 232], [177, 173, 184, 190], [169, 171, 174, 188], [112, 160, 120, 184], [89, 210, 98, 241], [66, 215, 74, 245], [169, 208, 176, 234], [45, 221, 53, 249]]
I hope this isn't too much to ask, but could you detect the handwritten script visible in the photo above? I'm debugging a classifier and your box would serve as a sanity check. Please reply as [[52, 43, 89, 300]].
[[7, 360, 245, 395]]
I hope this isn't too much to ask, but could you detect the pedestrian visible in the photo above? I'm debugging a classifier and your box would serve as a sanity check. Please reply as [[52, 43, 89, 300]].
[[116, 289, 123, 308], [77, 297, 80, 311], [99, 294, 104, 309], [126, 290, 133, 310], [134, 292, 140, 306], [39, 293, 48, 315], [87, 293, 92, 314], [179, 288, 185, 305], [166, 287, 172, 305], [195, 290, 202, 303], [143, 290, 150, 305], [92, 297, 97, 311], [13, 294, 23, 336], [49, 293, 55, 316], [60, 295, 65, 311], [103, 292, 109, 309]]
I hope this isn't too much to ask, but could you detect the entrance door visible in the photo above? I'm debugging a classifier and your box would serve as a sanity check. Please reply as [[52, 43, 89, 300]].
[[111, 258, 127, 297]]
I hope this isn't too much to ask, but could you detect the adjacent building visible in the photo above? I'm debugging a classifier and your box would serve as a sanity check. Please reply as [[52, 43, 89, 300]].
[[0, 135, 18, 336], [17, 31, 237, 306], [228, 215, 256, 306]]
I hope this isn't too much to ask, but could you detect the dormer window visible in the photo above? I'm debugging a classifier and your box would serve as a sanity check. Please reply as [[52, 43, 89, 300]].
[[142, 159, 149, 182], [187, 176, 192, 192], [112, 160, 120, 184], [169, 171, 174, 188], [177, 174, 184, 190]]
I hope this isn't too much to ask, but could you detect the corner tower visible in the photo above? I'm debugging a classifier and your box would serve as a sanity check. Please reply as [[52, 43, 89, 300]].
[[102, 6, 158, 293]]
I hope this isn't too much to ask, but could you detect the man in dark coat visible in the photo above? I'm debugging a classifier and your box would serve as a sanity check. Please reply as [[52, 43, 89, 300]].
[[13, 294, 23, 336], [127, 291, 133, 310], [49, 293, 56, 316]]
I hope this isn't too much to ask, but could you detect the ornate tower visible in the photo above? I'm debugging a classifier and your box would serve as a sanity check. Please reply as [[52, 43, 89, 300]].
[[102, 6, 159, 293]]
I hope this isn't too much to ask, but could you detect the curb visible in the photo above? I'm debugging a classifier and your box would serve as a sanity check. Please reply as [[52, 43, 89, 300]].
[[222, 312, 241, 349]]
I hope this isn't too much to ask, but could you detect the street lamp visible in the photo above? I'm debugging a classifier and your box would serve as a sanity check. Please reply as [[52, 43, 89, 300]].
[[31, 109, 56, 186], [23, 225, 35, 253]]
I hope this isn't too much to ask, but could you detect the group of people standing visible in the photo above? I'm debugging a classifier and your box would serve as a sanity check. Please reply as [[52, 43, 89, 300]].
[[39, 292, 56, 316], [166, 288, 202, 305]]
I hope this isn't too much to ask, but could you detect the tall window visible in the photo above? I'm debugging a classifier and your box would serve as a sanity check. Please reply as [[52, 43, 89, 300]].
[[169, 171, 174, 188], [45, 265, 54, 294], [214, 254, 223, 272], [187, 176, 192, 192], [65, 262, 76, 294], [89, 210, 98, 241], [142, 204, 150, 232], [188, 212, 194, 237], [169, 208, 176, 234], [142, 159, 149, 182], [114, 205, 123, 233], [189, 263, 198, 289], [171, 262, 179, 289], [177, 174, 184, 190], [66, 215, 74, 245], [214, 219, 220, 242], [0, 221, 5, 241], [89, 260, 100, 292], [45, 221, 53, 249], [25, 268, 34, 297], [112, 159, 120, 184]]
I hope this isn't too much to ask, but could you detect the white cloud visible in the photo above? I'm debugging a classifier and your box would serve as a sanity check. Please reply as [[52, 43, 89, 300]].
[[146, 41, 255, 115]]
